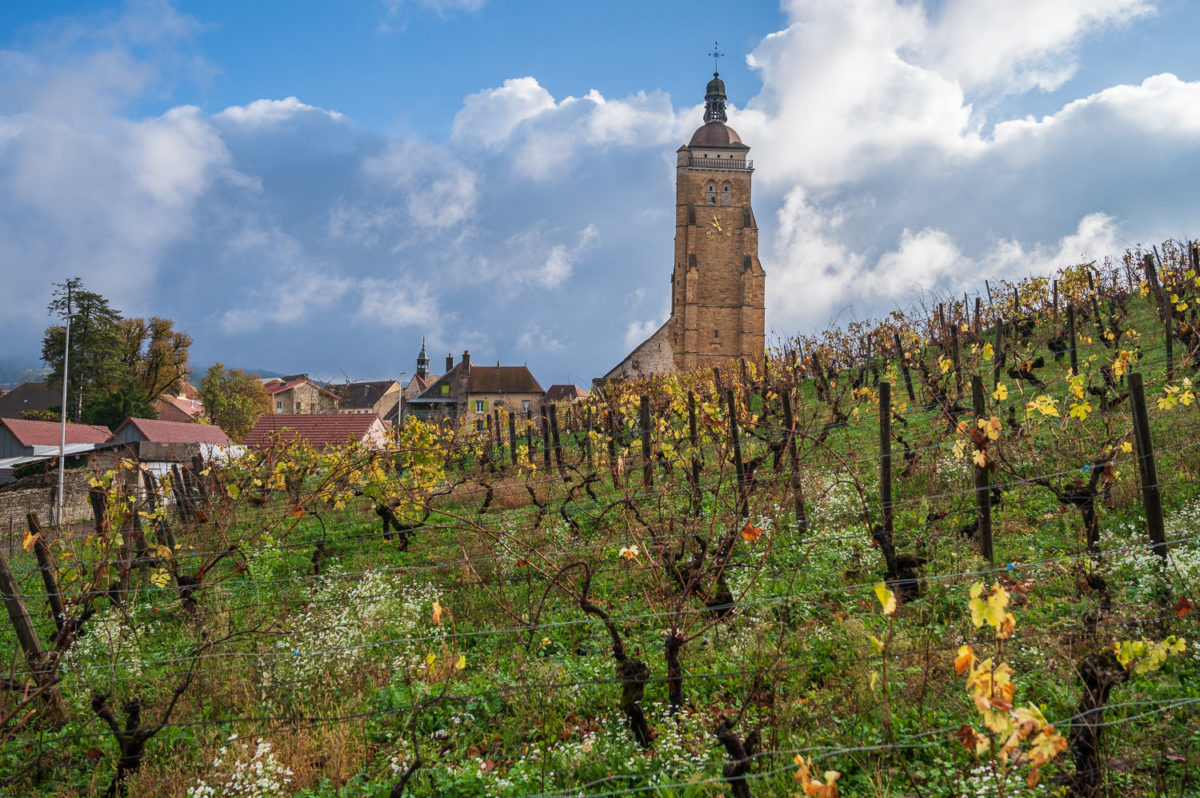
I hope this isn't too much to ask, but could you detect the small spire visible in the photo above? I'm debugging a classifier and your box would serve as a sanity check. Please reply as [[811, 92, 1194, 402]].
[[703, 45, 728, 124], [708, 40, 724, 76]]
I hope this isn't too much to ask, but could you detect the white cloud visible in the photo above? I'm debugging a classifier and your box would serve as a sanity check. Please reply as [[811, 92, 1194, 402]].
[[919, 0, 1153, 95], [453, 78, 680, 180], [623, 318, 662, 350], [217, 269, 353, 334], [360, 140, 479, 231], [472, 223, 599, 291], [216, 97, 344, 128], [517, 324, 564, 354], [453, 77, 556, 147], [356, 279, 439, 330]]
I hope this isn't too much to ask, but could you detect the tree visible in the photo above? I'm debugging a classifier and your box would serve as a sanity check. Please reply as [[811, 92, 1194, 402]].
[[116, 317, 193, 402], [82, 385, 156, 431], [198, 364, 271, 443], [42, 280, 194, 427], [41, 279, 123, 421]]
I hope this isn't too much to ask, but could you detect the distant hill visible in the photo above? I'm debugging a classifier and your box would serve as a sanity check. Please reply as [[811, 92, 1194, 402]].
[[0, 358, 48, 391]]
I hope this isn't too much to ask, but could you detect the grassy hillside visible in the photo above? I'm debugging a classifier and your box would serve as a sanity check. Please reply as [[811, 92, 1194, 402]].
[[1, 241, 1198, 797]]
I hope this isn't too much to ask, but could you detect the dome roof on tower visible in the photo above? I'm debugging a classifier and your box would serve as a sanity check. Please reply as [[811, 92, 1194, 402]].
[[688, 122, 748, 149]]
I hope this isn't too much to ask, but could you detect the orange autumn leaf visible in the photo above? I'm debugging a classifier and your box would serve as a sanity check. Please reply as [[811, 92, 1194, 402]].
[[432, 599, 444, 627], [288, 505, 305, 518], [21, 530, 39, 554], [741, 522, 764, 544], [955, 645, 975, 675], [1175, 596, 1193, 618]]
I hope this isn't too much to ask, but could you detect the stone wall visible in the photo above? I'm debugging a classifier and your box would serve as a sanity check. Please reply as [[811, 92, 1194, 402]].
[[0, 468, 94, 536], [601, 321, 675, 381]]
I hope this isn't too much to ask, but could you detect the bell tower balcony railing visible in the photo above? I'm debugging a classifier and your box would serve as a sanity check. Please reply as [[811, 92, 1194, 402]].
[[687, 154, 753, 170]]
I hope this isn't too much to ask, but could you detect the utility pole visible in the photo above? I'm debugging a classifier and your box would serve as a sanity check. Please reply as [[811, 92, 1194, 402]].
[[56, 281, 73, 530]]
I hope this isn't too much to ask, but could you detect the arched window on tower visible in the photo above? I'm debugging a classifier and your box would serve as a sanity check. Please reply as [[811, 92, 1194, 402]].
[[722, 182, 732, 205], [706, 181, 717, 204]]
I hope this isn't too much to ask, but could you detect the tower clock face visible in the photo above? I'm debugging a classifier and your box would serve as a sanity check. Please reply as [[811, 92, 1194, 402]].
[[705, 213, 733, 238]]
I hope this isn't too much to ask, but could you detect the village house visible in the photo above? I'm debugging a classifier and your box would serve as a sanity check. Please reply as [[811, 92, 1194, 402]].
[[329, 380, 401, 419], [243, 413, 390, 451], [543, 384, 589, 404], [153, 384, 205, 423], [405, 351, 543, 429], [0, 417, 115, 484], [108, 417, 242, 489], [263, 374, 338, 415], [0, 382, 59, 419]]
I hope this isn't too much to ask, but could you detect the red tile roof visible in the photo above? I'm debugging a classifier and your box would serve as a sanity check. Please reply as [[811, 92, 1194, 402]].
[[544, 384, 588, 403], [154, 397, 198, 423], [0, 418, 114, 447], [115, 417, 231, 446], [243, 414, 384, 449]]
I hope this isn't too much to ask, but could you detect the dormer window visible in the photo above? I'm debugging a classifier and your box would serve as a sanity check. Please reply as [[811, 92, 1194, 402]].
[[706, 181, 717, 204]]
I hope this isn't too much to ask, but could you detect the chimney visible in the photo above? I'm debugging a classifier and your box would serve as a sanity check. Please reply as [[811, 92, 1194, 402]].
[[446, 353, 454, 373], [461, 350, 471, 378]]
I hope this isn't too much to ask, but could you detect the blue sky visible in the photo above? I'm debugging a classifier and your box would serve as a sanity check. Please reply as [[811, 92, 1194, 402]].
[[2, 0, 1198, 388]]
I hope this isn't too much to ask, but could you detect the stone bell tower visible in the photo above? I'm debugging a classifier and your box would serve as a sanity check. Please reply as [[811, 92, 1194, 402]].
[[599, 59, 765, 383], [668, 67, 766, 372]]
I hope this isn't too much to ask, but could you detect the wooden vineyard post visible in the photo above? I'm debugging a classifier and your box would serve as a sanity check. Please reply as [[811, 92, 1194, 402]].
[[726, 389, 747, 518], [583, 409, 594, 472], [992, 318, 1006, 389], [142, 471, 177, 551], [0, 548, 66, 724], [950, 322, 962, 396], [27, 514, 65, 633], [893, 332, 915, 402], [1067, 304, 1079, 375], [549, 403, 565, 476], [879, 382, 893, 538], [971, 377, 994, 564], [1128, 373, 1166, 560], [1052, 279, 1058, 326], [639, 395, 653, 488], [526, 408, 534, 458], [688, 391, 701, 515], [539, 405, 552, 471], [1165, 308, 1175, 378], [781, 390, 807, 534], [508, 412, 517, 465], [1143, 254, 1166, 320], [493, 409, 502, 461], [973, 296, 983, 335], [606, 411, 620, 488]]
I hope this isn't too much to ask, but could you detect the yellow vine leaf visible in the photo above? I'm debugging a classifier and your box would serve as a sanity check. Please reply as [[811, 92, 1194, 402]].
[[21, 530, 38, 553], [455, 654, 467, 671], [968, 581, 1011, 631], [874, 582, 897, 616], [992, 383, 1008, 401]]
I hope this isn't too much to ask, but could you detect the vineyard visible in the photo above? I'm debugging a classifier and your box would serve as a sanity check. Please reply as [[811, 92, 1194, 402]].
[[2, 241, 1200, 797]]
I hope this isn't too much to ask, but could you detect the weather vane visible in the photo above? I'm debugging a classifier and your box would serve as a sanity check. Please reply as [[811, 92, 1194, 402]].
[[708, 40, 724, 75]]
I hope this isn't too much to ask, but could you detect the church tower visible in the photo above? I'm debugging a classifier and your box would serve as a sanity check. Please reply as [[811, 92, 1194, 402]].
[[668, 69, 766, 371], [599, 61, 765, 383]]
